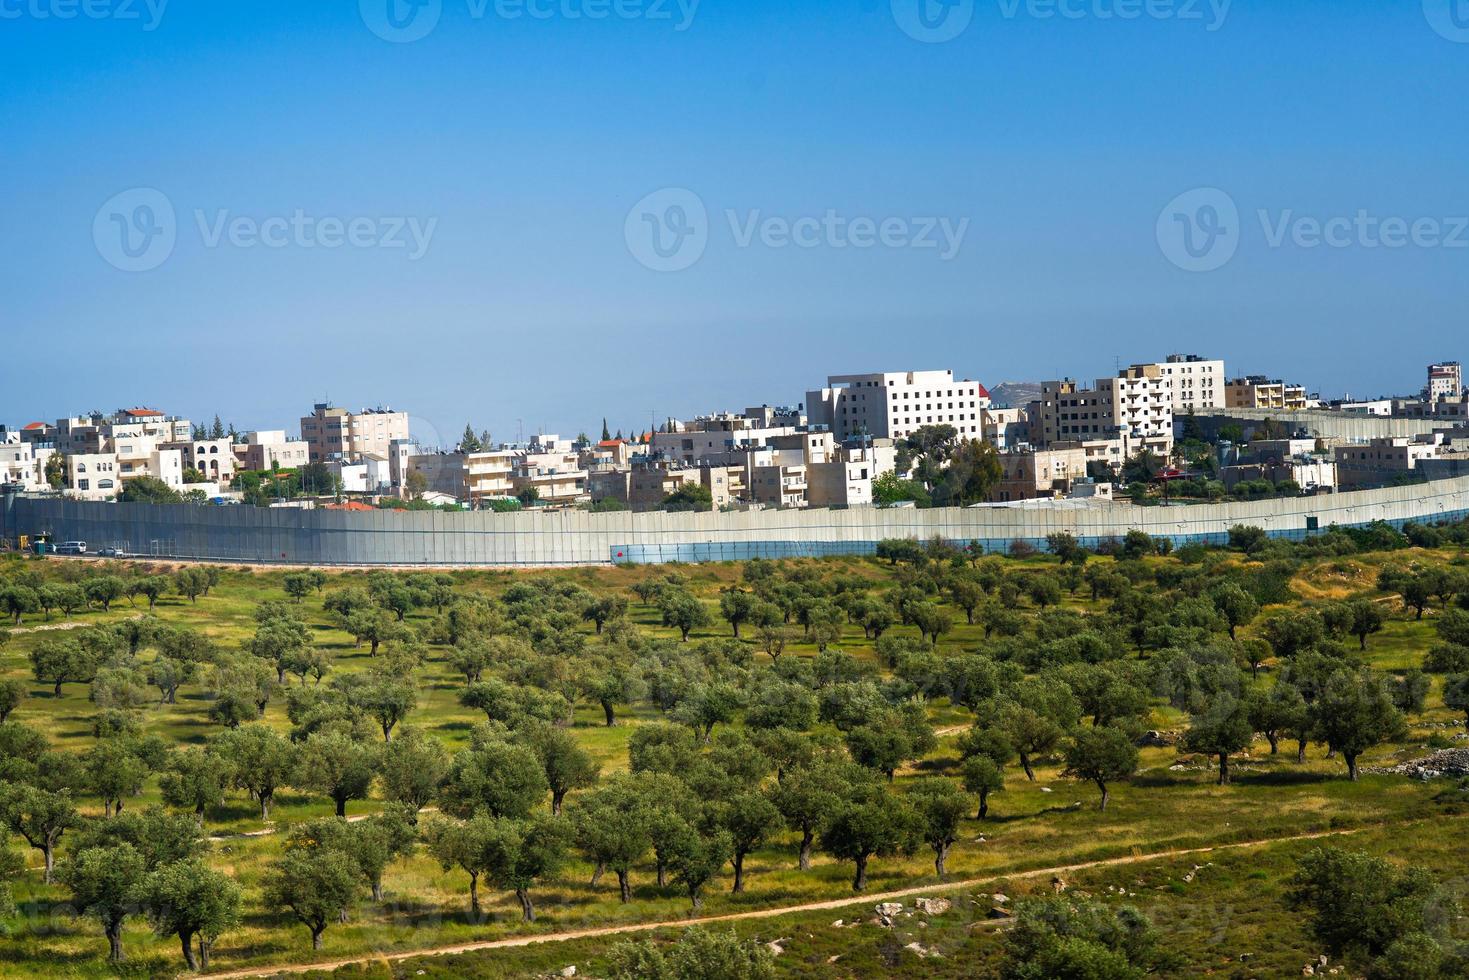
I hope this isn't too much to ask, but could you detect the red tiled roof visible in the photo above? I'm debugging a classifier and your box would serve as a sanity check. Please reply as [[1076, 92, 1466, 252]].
[[597, 440, 624, 449], [121, 408, 165, 418], [23, 422, 46, 430], [975, 384, 991, 398]]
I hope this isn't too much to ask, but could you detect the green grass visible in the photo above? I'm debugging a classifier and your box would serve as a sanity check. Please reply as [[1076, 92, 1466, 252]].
[[1, 551, 1467, 977]]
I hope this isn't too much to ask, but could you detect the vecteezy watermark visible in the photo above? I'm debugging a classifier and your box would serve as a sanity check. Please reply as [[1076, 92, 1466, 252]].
[[892, 0, 1230, 42], [93, 188, 438, 272], [93, 188, 177, 272], [1157, 187, 1469, 272], [624, 187, 970, 272], [0, 0, 169, 29], [1423, 0, 1469, 43], [997, 0, 1232, 30], [891, 0, 975, 43], [624, 188, 709, 272], [1259, 210, 1469, 250], [1156, 188, 1240, 273], [359, 0, 699, 43]]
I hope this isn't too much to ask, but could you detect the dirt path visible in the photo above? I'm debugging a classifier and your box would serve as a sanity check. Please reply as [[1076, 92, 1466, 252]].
[[205, 827, 1359, 979], [204, 809, 439, 843], [5, 613, 143, 636]]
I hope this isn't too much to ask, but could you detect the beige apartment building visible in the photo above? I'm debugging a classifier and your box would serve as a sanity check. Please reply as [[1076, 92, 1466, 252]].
[[236, 431, 311, 472], [404, 452, 470, 500], [1034, 364, 1174, 460], [1226, 376, 1308, 411], [989, 446, 1090, 502], [806, 369, 992, 442], [806, 444, 892, 508], [65, 453, 121, 500], [467, 450, 517, 504], [510, 451, 588, 506], [623, 463, 739, 511], [300, 404, 411, 462], [1335, 437, 1443, 488], [1428, 362, 1463, 403]]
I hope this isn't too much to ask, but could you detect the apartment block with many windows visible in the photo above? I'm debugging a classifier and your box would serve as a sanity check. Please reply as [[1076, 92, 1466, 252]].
[[805, 369, 991, 442], [1157, 354, 1226, 412], [300, 404, 411, 462]]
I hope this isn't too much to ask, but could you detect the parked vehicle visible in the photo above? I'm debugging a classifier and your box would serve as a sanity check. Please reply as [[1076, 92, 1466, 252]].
[[54, 541, 88, 555], [97, 547, 128, 558]]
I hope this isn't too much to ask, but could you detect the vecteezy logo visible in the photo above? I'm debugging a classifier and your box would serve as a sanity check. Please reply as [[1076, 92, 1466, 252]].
[[1423, 0, 1469, 42], [1156, 188, 1240, 273], [624, 188, 708, 272], [360, 0, 442, 43], [891, 0, 974, 43], [93, 188, 177, 273]]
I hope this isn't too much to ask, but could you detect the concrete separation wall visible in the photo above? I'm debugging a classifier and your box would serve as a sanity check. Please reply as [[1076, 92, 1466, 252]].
[[6, 477, 1469, 567], [1195, 409, 1455, 442]]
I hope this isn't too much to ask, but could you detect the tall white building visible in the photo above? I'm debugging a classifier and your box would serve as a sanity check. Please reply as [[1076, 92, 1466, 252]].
[[805, 370, 991, 442], [1156, 354, 1226, 412]]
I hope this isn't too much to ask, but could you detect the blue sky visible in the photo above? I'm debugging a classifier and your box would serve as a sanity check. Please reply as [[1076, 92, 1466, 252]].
[[2, 0, 1466, 445]]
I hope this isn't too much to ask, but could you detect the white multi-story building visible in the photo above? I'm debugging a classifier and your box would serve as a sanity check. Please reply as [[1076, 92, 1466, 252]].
[[0, 434, 55, 491], [65, 453, 121, 500], [164, 437, 237, 485], [1156, 354, 1226, 412], [806, 370, 991, 442]]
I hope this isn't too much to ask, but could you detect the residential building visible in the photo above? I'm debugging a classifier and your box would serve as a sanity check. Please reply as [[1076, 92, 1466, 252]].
[[806, 443, 891, 508], [386, 440, 418, 490], [1334, 436, 1442, 488], [466, 450, 517, 504], [1333, 398, 1395, 417], [1157, 354, 1226, 412], [1032, 364, 1174, 460], [1226, 376, 1309, 411], [300, 404, 411, 462], [625, 461, 738, 511], [326, 455, 392, 495], [805, 370, 991, 442], [236, 431, 311, 472], [1427, 362, 1463, 403], [989, 446, 1090, 502], [406, 452, 470, 501], [748, 460, 809, 508], [1222, 458, 1337, 493], [510, 450, 587, 506], [581, 439, 639, 472], [65, 453, 121, 500], [0, 435, 54, 491], [651, 412, 802, 464], [979, 406, 1026, 450], [164, 437, 237, 485]]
